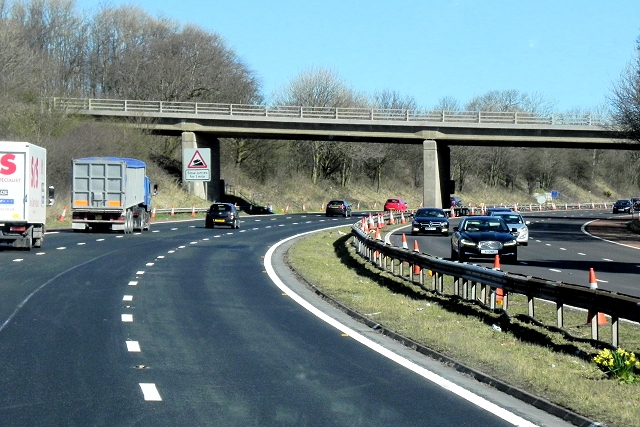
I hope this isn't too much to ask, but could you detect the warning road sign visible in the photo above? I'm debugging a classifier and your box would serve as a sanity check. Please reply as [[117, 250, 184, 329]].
[[183, 148, 211, 181]]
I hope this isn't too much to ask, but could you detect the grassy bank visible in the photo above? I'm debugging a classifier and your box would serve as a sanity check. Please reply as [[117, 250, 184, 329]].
[[286, 226, 640, 427]]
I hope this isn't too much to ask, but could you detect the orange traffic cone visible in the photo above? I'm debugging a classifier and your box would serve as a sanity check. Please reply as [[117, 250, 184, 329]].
[[368, 213, 375, 230], [362, 218, 369, 233], [150, 207, 156, 221], [378, 213, 385, 229], [375, 228, 381, 240], [401, 233, 408, 249], [191, 206, 196, 217], [170, 206, 175, 217], [450, 209, 456, 218], [587, 268, 607, 325], [400, 212, 406, 224], [389, 211, 395, 225], [57, 206, 67, 221], [493, 255, 504, 304], [413, 240, 421, 274]]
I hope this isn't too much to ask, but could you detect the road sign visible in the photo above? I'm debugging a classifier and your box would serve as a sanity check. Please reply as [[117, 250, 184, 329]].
[[183, 148, 211, 181]]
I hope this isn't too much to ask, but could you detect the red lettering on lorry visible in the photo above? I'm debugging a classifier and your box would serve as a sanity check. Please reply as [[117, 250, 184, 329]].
[[0, 154, 17, 175], [31, 157, 39, 188]]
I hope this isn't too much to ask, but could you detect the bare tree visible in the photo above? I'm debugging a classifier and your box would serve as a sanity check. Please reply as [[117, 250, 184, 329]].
[[610, 36, 640, 142]]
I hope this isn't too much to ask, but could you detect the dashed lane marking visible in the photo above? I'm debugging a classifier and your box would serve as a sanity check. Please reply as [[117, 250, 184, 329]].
[[139, 383, 162, 401], [126, 341, 141, 352], [123, 295, 133, 301], [128, 281, 138, 286], [121, 314, 133, 322]]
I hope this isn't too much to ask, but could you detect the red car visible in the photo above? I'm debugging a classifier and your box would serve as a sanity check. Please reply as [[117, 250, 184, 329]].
[[383, 198, 407, 211]]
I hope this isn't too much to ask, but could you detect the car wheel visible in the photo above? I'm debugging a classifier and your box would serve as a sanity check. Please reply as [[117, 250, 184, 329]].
[[205, 219, 213, 229]]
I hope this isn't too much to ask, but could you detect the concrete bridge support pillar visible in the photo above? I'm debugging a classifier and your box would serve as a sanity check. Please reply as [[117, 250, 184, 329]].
[[181, 131, 221, 202], [422, 140, 450, 209]]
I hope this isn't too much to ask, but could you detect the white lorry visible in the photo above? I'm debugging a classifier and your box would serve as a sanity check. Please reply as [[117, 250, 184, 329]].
[[71, 157, 152, 233], [0, 142, 49, 249]]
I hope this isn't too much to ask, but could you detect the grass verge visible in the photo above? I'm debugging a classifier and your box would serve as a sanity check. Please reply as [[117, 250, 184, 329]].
[[286, 226, 640, 427]]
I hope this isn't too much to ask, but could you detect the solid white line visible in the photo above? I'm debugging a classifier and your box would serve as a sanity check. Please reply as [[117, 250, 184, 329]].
[[139, 383, 162, 401], [264, 230, 538, 427], [126, 341, 141, 352]]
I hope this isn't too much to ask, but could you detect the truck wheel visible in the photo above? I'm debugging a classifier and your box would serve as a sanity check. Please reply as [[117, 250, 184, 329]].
[[125, 209, 133, 234]]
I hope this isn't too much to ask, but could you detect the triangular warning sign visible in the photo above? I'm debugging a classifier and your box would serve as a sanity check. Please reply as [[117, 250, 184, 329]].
[[188, 150, 208, 169]]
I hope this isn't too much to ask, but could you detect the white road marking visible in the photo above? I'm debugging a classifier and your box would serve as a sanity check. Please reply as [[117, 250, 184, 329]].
[[152, 230, 160, 233], [178, 246, 185, 249], [146, 263, 154, 266], [171, 228, 178, 231], [126, 341, 141, 352], [578, 253, 586, 256], [77, 242, 86, 246], [202, 238, 209, 241], [264, 231, 539, 427], [57, 247, 66, 250], [96, 239, 105, 242], [136, 271, 145, 275], [602, 258, 613, 262], [190, 241, 198, 244], [121, 314, 133, 322], [128, 281, 138, 286], [12, 259, 23, 262], [123, 295, 133, 301], [157, 255, 165, 259], [139, 383, 162, 401], [293, 223, 299, 225], [167, 250, 175, 253], [559, 248, 566, 251], [36, 252, 45, 255], [549, 269, 562, 273]]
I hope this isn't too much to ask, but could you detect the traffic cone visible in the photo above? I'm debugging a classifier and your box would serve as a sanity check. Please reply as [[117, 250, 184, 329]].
[[191, 206, 196, 217], [400, 212, 406, 224], [413, 240, 421, 274], [302, 203, 306, 212], [362, 218, 369, 233], [401, 233, 408, 249], [57, 206, 67, 221], [377, 213, 385, 229], [450, 209, 456, 218], [389, 211, 395, 225], [586, 268, 607, 325], [493, 255, 504, 304], [368, 213, 375, 229], [151, 207, 156, 220], [170, 206, 175, 217], [375, 228, 381, 240]]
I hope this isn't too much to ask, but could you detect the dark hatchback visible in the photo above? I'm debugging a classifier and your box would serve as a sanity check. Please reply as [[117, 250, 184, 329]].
[[325, 200, 352, 217], [205, 202, 240, 229], [612, 199, 632, 214], [411, 207, 449, 236], [450, 216, 518, 263]]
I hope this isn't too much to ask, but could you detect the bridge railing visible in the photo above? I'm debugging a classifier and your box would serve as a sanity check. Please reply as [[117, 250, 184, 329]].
[[50, 97, 609, 126]]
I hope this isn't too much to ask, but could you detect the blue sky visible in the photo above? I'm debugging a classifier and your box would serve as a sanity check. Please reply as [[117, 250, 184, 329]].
[[76, 0, 640, 112]]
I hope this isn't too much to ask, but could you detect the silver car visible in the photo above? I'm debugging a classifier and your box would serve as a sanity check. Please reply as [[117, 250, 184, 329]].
[[488, 211, 530, 246]]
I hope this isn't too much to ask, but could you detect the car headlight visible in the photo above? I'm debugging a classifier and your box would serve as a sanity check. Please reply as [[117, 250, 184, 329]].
[[412, 221, 419, 226], [460, 238, 476, 247], [503, 240, 517, 246]]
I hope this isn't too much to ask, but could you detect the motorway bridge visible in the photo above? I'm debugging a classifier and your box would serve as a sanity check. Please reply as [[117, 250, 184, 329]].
[[51, 98, 630, 207]]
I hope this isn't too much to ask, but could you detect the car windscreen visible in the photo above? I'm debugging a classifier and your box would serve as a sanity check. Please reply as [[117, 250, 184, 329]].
[[416, 209, 445, 218], [211, 204, 231, 211], [494, 214, 523, 223], [463, 219, 508, 232]]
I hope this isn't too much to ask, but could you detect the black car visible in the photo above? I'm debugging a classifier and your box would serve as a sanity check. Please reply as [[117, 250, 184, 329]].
[[613, 199, 632, 214], [325, 200, 352, 217], [205, 202, 240, 229], [411, 207, 449, 236], [450, 216, 518, 263]]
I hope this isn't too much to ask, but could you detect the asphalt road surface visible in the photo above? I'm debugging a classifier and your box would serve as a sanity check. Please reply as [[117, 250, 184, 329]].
[[0, 213, 582, 426]]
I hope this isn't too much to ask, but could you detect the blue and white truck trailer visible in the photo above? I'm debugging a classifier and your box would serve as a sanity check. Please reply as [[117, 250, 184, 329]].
[[0, 142, 48, 249], [71, 157, 152, 233]]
